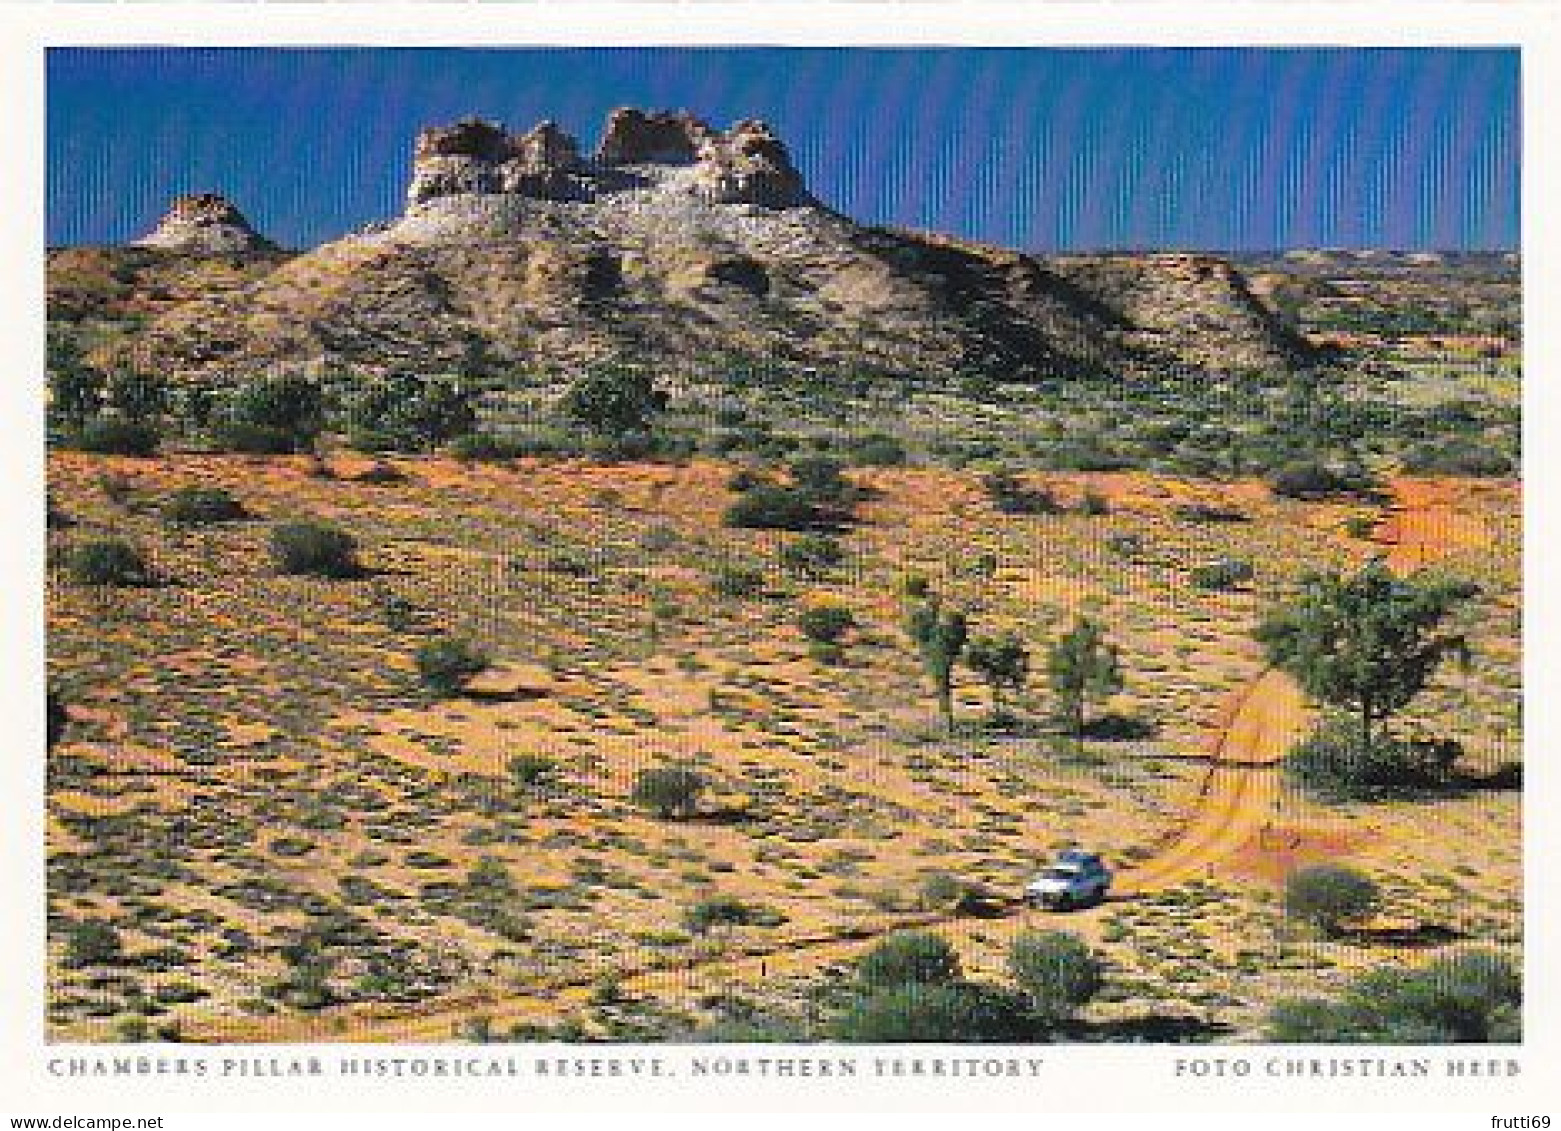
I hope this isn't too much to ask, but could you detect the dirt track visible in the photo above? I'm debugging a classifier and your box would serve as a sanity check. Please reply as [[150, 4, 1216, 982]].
[[183, 480, 1486, 1043]]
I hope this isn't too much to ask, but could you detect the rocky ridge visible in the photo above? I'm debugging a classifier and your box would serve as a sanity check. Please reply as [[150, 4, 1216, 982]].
[[65, 108, 1313, 383]]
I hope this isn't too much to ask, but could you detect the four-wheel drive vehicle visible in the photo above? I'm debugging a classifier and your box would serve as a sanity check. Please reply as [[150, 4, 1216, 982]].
[[1025, 849, 1111, 909]]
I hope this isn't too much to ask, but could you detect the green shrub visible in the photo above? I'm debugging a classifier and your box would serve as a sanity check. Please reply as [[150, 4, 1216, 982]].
[[1401, 440, 1513, 478], [779, 534, 845, 578], [831, 981, 1033, 1042], [1286, 721, 1460, 801], [788, 455, 852, 501], [683, 895, 778, 935], [269, 522, 360, 578], [508, 753, 560, 792], [215, 374, 324, 454], [1078, 489, 1110, 516], [1173, 502, 1248, 524], [981, 469, 1060, 515], [845, 433, 908, 467], [1268, 951, 1520, 1043], [162, 486, 245, 525], [448, 433, 534, 462], [1284, 864, 1380, 936], [710, 563, 766, 598], [1270, 459, 1379, 501], [857, 930, 961, 990], [67, 539, 151, 587], [901, 572, 932, 599], [1008, 930, 1104, 1023], [632, 765, 705, 819], [64, 919, 123, 967], [798, 603, 854, 646], [723, 486, 821, 531], [1189, 558, 1256, 591], [415, 637, 490, 697], [72, 417, 160, 456]]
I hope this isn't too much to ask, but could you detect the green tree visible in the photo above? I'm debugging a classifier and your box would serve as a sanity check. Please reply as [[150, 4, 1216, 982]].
[[1047, 616, 1123, 738], [104, 370, 168, 425], [348, 373, 478, 452], [558, 365, 668, 440], [47, 344, 104, 433], [1256, 560, 1471, 751], [631, 765, 705, 820], [218, 374, 326, 453], [1007, 930, 1104, 1024], [965, 632, 1030, 720], [1284, 864, 1381, 936], [857, 930, 961, 990], [906, 600, 968, 732]]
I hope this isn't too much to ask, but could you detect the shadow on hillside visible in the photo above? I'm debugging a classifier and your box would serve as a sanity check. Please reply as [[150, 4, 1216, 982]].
[[1336, 923, 1465, 949]]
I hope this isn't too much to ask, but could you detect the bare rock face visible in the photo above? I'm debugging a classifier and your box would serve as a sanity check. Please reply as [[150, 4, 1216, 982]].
[[405, 108, 810, 212], [596, 108, 710, 166], [133, 193, 276, 254], [407, 117, 585, 205]]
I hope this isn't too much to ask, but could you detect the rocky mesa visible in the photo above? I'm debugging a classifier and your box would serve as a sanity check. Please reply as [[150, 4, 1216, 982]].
[[63, 108, 1312, 384]]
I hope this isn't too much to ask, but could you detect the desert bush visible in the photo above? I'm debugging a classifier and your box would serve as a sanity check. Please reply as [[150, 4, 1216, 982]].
[[1008, 930, 1104, 1023], [215, 374, 325, 454], [844, 432, 908, 467], [1173, 502, 1248, 524], [632, 765, 705, 820], [710, 562, 766, 598], [981, 468, 1060, 515], [1189, 558, 1255, 591], [71, 417, 160, 456], [683, 895, 773, 935], [1270, 459, 1379, 501], [901, 572, 931, 599], [415, 637, 490, 697], [830, 981, 1033, 1042], [47, 690, 67, 750], [67, 539, 151, 587], [1286, 721, 1460, 802], [508, 753, 560, 793], [64, 919, 123, 968], [1284, 864, 1380, 936], [559, 365, 668, 440], [269, 521, 360, 578], [162, 486, 245, 526], [798, 602, 854, 646], [789, 454, 852, 502], [779, 534, 845, 578], [1078, 489, 1110, 516], [723, 486, 822, 531], [1400, 439, 1513, 478], [1268, 951, 1520, 1043], [857, 930, 961, 990]]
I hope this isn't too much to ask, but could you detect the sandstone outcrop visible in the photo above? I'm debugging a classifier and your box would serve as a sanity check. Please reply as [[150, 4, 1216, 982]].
[[132, 193, 277, 254]]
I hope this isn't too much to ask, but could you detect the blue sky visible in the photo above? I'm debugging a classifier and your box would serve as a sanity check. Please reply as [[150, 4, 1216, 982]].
[[47, 47, 1519, 252]]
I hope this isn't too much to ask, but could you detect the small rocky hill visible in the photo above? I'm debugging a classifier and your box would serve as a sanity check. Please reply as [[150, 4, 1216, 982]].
[[57, 109, 1312, 383]]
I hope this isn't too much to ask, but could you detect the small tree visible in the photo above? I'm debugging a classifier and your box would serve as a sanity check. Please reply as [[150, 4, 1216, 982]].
[[415, 637, 489, 697], [632, 765, 704, 820], [48, 357, 104, 434], [857, 930, 961, 990], [104, 370, 168, 425], [67, 539, 151, 587], [348, 373, 478, 453], [1047, 616, 1124, 738], [1284, 864, 1380, 936], [1256, 561, 1471, 751], [1008, 930, 1104, 1024], [965, 632, 1030, 720], [216, 374, 325, 453], [558, 365, 668, 441], [270, 521, 360, 578], [779, 534, 845, 578], [906, 600, 968, 732]]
